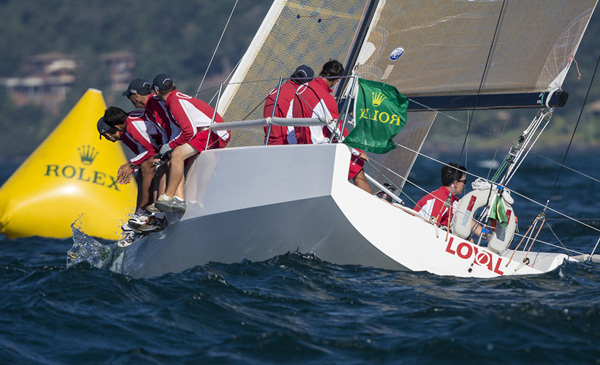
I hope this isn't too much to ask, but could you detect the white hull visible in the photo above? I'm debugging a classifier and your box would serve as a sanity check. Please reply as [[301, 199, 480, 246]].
[[117, 144, 568, 279]]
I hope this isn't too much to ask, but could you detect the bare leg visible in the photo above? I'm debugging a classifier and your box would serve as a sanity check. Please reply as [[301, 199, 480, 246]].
[[134, 171, 143, 211], [137, 159, 157, 210], [353, 169, 372, 194], [153, 164, 168, 201], [165, 143, 198, 199]]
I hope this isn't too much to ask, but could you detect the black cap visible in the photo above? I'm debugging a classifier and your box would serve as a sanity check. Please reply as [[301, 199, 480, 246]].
[[152, 73, 174, 91], [97, 117, 111, 138], [293, 65, 314, 81], [121, 78, 152, 96]]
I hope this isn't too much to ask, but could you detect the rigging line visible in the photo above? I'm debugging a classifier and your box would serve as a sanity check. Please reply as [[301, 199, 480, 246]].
[[207, 57, 243, 105], [367, 159, 431, 205], [455, 0, 507, 168], [194, 0, 239, 98], [342, 0, 371, 67], [486, 110, 510, 181], [546, 53, 600, 205], [365, 159, 420, 207], [409, 97, 600, 185], [505, 115, 551, 184], [336, 0, 380, 98], [590, 237, 600, 258], [545, 222, 574, 256], [510, 230, 587, 257], [392, 142, 600, 235], [241, 96, 269, 121]]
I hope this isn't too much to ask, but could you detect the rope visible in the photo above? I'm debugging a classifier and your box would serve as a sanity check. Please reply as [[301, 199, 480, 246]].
[[194, 0, 239, 98], [546, 54, 600, 204]]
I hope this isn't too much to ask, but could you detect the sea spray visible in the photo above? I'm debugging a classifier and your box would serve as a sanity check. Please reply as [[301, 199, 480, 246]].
[[67, 219, 125, 273]]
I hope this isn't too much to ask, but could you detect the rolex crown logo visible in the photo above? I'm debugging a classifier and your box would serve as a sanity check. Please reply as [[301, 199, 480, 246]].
[[78, 145, 99, 165], [372, 92, 387, 107]]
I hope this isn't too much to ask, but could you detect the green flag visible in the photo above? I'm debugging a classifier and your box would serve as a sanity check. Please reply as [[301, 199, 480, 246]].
[[488, 195, 509, 227], [343, 78, 408, 154]]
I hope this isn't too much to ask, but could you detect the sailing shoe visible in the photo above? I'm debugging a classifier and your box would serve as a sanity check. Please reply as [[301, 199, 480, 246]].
[[138, 216, 168, 234], [127, 213, 150, 229], [155, 196, 187, 213], [145, 203, 161, 214], [121, 222, 134, 232]]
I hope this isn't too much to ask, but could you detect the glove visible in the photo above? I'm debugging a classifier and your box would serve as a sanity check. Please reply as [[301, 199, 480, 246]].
[[159, 143, 172, 156], [481, 227, 491, 239]]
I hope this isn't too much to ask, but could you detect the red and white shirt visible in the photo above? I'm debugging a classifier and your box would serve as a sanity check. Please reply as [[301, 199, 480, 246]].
[[263, 80, 300, 145], [145, 95, 180, 142], [120, 110, 165, 167], [164, 91, 229, 149], [413, 186, 459, 227], [292, 78, 360, 157]]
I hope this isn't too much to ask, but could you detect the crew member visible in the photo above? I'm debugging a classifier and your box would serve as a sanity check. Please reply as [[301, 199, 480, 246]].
[[414, 162, 466, 229], [99, 107, 168, 232], [263, 65, 314, 145], [122, 78, 180, 144], [151, 73, 230, 213], [122, 78, 179, 213], [293, 59, 371, 193]]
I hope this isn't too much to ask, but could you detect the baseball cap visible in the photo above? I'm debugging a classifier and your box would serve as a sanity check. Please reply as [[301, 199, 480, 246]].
[[152, 73, 175, 91], [97, 117, 111, 139], [293, 65, 314, 81], [121, 78, 152, 96]]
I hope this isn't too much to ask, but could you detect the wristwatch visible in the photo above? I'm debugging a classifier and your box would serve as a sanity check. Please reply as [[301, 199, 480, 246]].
[[129, 162, 136, 169]]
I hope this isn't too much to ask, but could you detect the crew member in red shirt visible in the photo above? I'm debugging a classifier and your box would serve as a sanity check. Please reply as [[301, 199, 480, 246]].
[[293, 60, 371, 193], [263, 65, 314, 145], [122, 78, 181, 144], [122, 78, 180, 213], [414, 163, 466, 228], [99, 107, 168, 232], [151, 73, 230, 213]]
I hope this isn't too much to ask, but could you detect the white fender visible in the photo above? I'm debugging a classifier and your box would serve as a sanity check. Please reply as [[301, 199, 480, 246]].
[[451, 182, 517, 254], [451, 189, 493, 239], [487, 201, 517, 254]]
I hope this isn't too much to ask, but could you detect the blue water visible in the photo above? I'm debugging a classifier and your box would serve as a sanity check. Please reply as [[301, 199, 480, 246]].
[[2, 152, 600, 364]]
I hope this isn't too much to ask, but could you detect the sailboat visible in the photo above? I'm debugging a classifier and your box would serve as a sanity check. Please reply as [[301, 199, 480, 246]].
[[100, 0, 600, 279]]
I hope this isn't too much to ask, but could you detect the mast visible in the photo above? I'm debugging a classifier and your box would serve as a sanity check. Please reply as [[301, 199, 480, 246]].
[[335, 0, 380, 99]]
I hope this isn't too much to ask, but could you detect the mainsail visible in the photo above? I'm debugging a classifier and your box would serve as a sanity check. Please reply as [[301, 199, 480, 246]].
[[354, 0, 597, 190], [357, 0, 597, 96], [217, 0, 598, 189]]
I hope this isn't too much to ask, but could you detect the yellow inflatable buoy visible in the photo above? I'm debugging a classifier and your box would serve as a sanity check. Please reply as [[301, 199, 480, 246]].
[[0, 89, 137, 240]]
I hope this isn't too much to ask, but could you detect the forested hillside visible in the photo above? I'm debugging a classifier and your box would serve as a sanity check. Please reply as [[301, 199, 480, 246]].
[[0, 0, 598, 158], [0, 0, 272, 158]]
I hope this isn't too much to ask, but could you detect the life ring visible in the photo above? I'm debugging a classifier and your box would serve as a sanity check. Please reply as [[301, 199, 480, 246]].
[[451, 184, 517, 254]]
